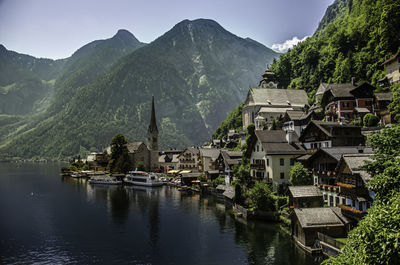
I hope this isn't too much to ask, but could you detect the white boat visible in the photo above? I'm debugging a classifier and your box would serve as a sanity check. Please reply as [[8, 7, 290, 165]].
[[88, 176, 122, 185], [124, 171, 163, 187]]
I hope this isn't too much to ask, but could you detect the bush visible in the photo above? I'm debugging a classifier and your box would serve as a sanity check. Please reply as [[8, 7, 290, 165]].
[[233, 182, 245, 205], [363, 113, 379, 127], [248, 181, 276, 211], [136, 161, 146, 171], [289, 162, 312, 185], [212, 175, 225, 187], [198, 174, 207, 182]]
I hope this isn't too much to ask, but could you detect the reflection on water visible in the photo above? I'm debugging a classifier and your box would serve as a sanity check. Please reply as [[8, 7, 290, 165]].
[[0, 163, 320, 265]]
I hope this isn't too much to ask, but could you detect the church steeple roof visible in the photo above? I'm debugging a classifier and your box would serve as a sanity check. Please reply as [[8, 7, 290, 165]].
[[148, 95, 158, 133]]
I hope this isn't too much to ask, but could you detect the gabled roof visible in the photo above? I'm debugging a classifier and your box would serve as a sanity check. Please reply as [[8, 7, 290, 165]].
[[294, 207, 346, 228], [246, 88, 308, 107], [289, 186, 322, 198], [127, 142, 147, 153], [375, 92, 393, 101], [199, 148, 222, 160], [285, 110, 305, 120], [255, 130, 306, 155], [338, 154, 374, 183], [177, 147, 199, 158], [221, 150, 242, 167], [307, 146, 374, 163], [381, 53, 399, 65], [327, 83, 357, 98], [299, 121, 360, 141]]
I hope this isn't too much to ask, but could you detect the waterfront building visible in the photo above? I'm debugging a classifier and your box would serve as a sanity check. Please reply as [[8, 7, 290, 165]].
[[301, 146, 373, 207], [158, 149, 181, 172], [288, 186, 324, 209], [250, 130, 306, 189], [199, 147, 224, 179], [299, 121, 364, 152], [216, 150, 242, 184], [127, 142, 151, 171], [242, 70, 309, 129], [335, 153, 374, 221], [177, 147, 200, 172], [291, 207, 350, 252]]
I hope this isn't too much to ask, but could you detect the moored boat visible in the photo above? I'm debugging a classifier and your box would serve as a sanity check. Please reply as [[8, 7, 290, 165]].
[[88, 176, 122, 185], [124, 171, 163, 187]]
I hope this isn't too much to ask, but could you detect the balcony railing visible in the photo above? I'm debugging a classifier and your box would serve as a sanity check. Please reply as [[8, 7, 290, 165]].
[[317, 184, 339, 192], [337, 182, 355, 189], [338, 204, 366, 219], [250, 164, 265, 170]]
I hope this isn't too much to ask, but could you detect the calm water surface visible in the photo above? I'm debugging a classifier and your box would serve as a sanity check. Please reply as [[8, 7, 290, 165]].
[[0, 163, 320, 265]]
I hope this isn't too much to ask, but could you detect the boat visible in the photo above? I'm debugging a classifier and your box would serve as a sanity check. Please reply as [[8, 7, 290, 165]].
[[124, 171, 163, 187], [88, 176, 122, 185]]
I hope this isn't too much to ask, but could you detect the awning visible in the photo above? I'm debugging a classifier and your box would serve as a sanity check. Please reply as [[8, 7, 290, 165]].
[[179, 170, 192, 174], [191, 180, 201, 183], [207, 170, 220, 174], [168, 170, 181, 174]]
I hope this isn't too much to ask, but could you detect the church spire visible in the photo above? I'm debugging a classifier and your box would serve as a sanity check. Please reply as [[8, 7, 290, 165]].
[[148, 95, 158, 133], [148, 95, 158, 152]]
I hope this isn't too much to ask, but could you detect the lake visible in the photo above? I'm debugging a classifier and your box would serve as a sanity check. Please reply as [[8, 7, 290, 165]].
[[0, 163, 320, 265]]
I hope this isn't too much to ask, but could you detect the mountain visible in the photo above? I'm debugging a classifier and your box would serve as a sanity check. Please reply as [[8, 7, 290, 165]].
[[0, 45, 65, 114], [270, 0, 400, 100], [315, 0, 351, 33], [0, 19, 279, 158]]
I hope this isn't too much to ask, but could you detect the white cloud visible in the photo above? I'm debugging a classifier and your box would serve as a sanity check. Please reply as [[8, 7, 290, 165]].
[[272, 36, 309, 53]]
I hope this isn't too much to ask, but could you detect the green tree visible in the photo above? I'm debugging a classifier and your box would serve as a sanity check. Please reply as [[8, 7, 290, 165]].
[[324, 124, 400, 264], [289, 162, 312, 185], [109, 134, 132, 173], [248, 181, 276, 211], [389, 83, 400, 123], [136, 161, 146, 171], [363, 113, 379, 127]]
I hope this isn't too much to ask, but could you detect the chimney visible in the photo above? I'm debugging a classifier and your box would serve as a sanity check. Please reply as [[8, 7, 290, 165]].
[[286, 130, 294, 144], [351, 77, 356, 86], [357, 144, 365, 153]]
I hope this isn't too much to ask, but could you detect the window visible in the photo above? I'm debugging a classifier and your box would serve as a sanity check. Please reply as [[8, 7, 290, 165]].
[[256, 145, 259, 152], [280, 172, 285, 179], [290, 158, 294, 166], [267, 159, 269, 166], [324, 194, 328, 201], [280, 158, 284, 166], [335, 197, 339, 206], [342, 198, 346, 205], [267, 172, 270, 179]]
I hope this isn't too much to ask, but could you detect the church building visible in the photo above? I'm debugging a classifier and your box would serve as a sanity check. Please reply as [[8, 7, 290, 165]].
[[147, 95, 159, 171]]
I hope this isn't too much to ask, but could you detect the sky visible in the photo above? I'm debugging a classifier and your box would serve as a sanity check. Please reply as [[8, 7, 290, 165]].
[[0, 0, 335, 59]]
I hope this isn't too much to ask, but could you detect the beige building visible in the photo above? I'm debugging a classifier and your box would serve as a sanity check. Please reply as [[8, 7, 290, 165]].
[[242, 70, 309, 129], [198, 148, 223, 178], [177, 147, 200, 172], [382, 52, 400, 85], [250, 130, 306, 189]]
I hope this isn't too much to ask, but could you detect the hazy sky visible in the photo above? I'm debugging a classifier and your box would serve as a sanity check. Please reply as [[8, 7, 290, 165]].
[[0, 0, 335, 59]]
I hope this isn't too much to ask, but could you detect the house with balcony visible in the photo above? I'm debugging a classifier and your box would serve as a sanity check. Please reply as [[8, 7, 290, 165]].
[[177, 147, 200, 172], [299, 121, 364, 152], [250, 130, 306, 189], [199, 148, 224, 179], [301, 146, 373, 206], [335, 154, 374, 221], [320, 81, 376, 122]]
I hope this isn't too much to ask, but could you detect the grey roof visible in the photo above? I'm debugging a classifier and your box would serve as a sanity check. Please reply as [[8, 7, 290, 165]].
[[158, 154, 166, 163], [255, 130, 306, 155], [375, 92, 393, 101], [221, 150, 242, 167], [247, 88, 308, 107], [127, 142, 147, 153], [354, 107, 370, 113], [285, 110, 306, 120], [199, 148, 222, 160], [324, 83, 357, 98], [178, 147, 199, 158], [341, 154, 374, 183], [172, 154, 179, 163], [309, 146, 374, 162], [301, 121, 360, 139], [294, 207, 346, 228], [223, 186, 235, 200], [316, 83, 329, 96], [259, 107, 293, 114], [289, 186, 322, 198]]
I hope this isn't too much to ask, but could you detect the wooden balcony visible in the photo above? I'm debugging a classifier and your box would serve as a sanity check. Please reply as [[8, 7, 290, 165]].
[[338, 204, 366, 220], [250, 164, 265, 170]]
